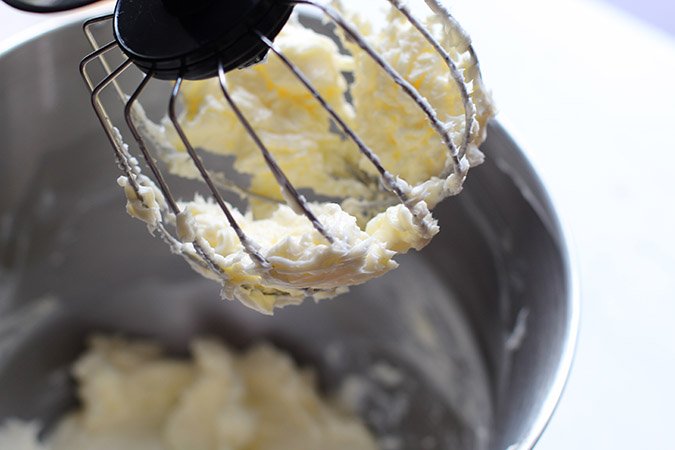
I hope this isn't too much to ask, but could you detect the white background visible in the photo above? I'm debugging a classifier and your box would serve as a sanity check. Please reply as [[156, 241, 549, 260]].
[[1, 0, 674, 448]]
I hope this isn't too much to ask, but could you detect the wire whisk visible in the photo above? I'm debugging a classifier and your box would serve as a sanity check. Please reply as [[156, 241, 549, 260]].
[[77, 0, 492, 311]]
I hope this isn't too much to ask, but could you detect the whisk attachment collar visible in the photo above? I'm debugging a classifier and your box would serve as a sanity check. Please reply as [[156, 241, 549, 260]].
[[113, 0, 294, 80]]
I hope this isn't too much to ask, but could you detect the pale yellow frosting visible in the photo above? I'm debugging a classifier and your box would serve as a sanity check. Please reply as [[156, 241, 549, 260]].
[[119, 5, 494, 313], [0, 336, 377, 450]]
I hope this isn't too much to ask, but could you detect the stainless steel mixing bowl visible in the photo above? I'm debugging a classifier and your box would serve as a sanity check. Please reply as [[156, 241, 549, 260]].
[[0, 10, 578, 450]]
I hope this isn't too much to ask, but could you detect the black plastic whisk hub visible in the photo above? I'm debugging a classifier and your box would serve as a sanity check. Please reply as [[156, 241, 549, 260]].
[[113, 0, 294, 80]]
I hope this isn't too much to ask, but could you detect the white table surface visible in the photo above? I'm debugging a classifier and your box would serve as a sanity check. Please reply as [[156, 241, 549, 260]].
[[1, 0, 674, 449]]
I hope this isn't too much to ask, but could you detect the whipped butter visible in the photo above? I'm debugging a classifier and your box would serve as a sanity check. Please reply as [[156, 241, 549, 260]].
[[119, 4, 495, 313], [0, 336, 377, 450]]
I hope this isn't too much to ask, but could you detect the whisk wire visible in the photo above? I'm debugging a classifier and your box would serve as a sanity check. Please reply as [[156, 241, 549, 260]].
[[216, 62, 335, 245], [169, 77, 271, 268], [257, 32, 409, 206], [289, 0, 464, 176], [421, 0, 485, 94], [386, 0, 475, 161], [124, 71, 181, 215], [79, 40, 117, 90], [79, 21, 234, 284], [127, 74, 247, 280], [89, 58, 138, 188], [83, 15, 128, 102], [82, 13, 113, 30]]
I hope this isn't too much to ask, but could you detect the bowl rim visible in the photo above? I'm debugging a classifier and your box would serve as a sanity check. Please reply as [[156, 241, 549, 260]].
[[491, 118, 580, 450]]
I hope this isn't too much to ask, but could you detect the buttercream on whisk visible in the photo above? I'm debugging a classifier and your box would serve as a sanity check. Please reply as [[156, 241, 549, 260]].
[[118, 5, 494, 313]]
